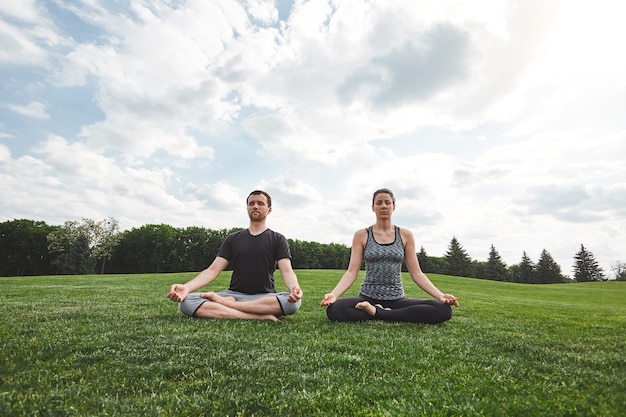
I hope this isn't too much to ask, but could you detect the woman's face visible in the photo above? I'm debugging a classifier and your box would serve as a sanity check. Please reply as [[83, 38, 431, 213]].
[[372, 192, 395, 218]]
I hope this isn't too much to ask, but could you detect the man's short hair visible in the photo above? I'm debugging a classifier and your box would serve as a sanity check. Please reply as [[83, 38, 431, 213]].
[[247, 190, 272, 207]]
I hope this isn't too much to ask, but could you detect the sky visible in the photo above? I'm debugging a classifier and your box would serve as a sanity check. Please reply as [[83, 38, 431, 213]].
[[1, 0, 625, 278]]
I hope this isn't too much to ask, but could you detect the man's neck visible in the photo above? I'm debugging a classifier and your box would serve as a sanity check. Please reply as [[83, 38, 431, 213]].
[[248, 221, 268, 236]]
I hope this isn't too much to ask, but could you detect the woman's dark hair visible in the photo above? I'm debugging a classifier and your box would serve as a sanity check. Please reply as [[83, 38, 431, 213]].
[[372, 188, 395, 204]]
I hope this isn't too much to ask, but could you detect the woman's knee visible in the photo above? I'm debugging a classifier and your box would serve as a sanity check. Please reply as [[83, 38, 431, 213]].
[[439, 302, 453, 322], [326, 303, 341, 321], [326, 302, 356, 322]]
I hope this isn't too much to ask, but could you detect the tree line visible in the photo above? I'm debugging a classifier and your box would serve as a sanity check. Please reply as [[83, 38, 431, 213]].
[[1, 219, 624, 282], [419, 237, 612, 283]]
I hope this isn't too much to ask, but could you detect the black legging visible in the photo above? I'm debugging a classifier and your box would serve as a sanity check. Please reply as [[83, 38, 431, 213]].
[[326, 296, 452, 324]]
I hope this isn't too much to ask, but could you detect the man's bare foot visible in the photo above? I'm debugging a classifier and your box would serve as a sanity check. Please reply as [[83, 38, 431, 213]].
[[355, 301, 377, 317], [199, 292, 235, 303], [262, 315, 280, 323]]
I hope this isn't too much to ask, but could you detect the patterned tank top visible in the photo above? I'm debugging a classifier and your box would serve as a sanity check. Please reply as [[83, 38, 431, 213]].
[[359, 226, 405, 300]]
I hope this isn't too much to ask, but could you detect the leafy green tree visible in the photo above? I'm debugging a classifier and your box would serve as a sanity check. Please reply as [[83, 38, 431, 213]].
[[426, 256, 446, 274], [288, 240, 349, 269], [444, 236, 473, 277], [108, 225, 241, 273], [324, 243, 350, 269], [288, 239, 309, 269], [0, 219, 57, 276], [612, 262, 626, 281], [535, 249, 565, 283], [485, 244, 509, 281], [514, 251, 535, 283], [573, 244, 605, 282], [472, 260, 487, 280], [110, 224, 179, 273], [47, 218, 121, 274], [90, 218, 121, 273], [174, 226, 229, 272]]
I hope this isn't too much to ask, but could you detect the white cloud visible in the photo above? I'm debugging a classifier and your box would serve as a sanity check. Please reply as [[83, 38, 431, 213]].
[[259, 174, 323, 207], [0, 0, 69, 67], [6, 101, 49, 119], [0, 19, 49, 65], [0, 143, 10, 161], [52, 1, 253, 159], [0, 135, 195, 229], [0, 1, 42, 23], [244, 0, 278, 24], [183, 182, 243, 211]]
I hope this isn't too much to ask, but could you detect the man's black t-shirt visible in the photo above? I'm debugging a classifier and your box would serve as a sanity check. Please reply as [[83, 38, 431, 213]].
[[217, 228, 291, 294]]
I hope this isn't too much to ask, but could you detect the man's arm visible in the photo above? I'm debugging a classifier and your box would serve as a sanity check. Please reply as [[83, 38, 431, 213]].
[[277, 258, 302, 303], [167, 257, 229, 302]]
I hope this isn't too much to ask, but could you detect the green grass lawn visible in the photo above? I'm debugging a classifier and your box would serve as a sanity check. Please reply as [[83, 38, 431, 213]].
[[1, 271, 624, 416]]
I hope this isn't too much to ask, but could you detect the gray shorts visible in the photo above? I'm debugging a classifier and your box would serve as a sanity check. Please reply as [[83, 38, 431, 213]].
[[179, 290, 301, 317]]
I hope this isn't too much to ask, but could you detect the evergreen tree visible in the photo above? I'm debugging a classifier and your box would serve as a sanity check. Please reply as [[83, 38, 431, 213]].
[[64, 234, 95, 275], [535, 249, 565, 283], [417, 246, 431, 272], [573, 244, 605, 282], [444, 236, 472, 277], [515, 251, 535, 284], [485, 244, 508, 281]]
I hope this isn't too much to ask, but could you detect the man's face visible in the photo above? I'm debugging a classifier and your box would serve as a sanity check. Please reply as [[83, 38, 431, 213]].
[[247, 194, 271, 222]]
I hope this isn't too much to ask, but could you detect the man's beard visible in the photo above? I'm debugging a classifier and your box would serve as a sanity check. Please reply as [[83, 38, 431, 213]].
[[249, 213, 266, 222]]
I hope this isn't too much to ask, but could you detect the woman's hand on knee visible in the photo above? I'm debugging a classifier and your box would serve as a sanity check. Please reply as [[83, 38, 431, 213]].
[[320, 293, 337, 306], [440, 294, 459, 307]]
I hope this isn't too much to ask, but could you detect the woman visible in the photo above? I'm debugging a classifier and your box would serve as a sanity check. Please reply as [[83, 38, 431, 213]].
[[320, 188, 459, 323]]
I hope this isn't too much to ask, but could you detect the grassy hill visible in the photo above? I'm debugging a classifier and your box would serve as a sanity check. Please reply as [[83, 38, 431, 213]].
[[1, 271, 624, 416]]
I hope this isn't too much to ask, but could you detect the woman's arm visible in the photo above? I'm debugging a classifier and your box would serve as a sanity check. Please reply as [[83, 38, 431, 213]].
[[402, 228, 459, 306], [320, 229, 367, 306]]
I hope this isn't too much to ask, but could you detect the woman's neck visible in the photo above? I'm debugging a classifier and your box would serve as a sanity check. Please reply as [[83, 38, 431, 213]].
[[373, 219, 393, 229]]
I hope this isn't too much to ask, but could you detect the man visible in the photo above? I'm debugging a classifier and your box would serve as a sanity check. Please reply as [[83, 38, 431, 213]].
[[167, 190, 303, 322]]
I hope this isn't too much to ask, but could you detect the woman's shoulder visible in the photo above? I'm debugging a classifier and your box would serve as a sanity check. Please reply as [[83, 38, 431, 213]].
[[397, 226, 415, 240], [352, 227, 369, 246]]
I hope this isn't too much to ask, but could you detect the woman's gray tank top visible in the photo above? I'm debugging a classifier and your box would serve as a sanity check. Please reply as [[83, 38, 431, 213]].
[[359, 226, 405, 300]]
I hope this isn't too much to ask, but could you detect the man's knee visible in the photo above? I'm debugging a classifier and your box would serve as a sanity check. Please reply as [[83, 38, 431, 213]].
[[276, 293, 301, 316], [179, 294, 206, 317]]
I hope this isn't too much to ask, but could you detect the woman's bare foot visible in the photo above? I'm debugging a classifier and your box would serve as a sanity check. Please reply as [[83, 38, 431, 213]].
[[355, 301, 377, 317], [374, 304, 391, 310]]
